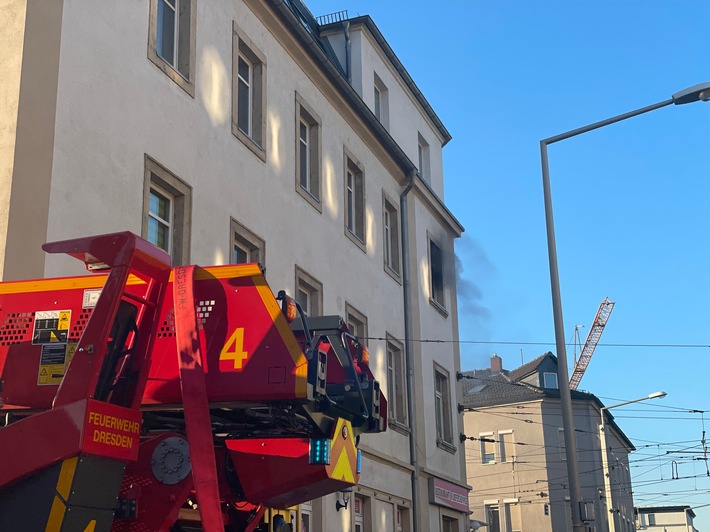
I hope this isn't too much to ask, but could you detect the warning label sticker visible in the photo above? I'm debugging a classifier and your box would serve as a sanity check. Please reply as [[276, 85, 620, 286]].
[[83, 288, 102, 308], [37, 342, 77, 385], [32, 310, 71, 345]]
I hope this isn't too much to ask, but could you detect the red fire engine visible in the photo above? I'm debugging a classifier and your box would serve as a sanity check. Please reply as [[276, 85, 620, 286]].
[[0, 232, 386, 531]]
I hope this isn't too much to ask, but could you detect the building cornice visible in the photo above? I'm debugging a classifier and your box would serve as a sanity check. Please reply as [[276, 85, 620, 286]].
[[262, 0, 463, 237], [326, 15, 452, 146]]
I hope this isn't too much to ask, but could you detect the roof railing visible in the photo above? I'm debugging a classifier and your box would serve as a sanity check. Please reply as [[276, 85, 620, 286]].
[[316, 10, 349, 26]]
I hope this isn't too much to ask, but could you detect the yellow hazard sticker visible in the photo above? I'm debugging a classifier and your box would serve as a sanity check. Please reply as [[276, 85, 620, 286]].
[[37, 342, 77, 386], [32, 310, 71, 344], [58, 310, 71, 330]]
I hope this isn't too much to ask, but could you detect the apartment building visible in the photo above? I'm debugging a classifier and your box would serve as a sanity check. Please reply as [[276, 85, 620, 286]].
[[1, 0, 467, 530], [636, 505, 698, 531], [461, 354, 636, 532]]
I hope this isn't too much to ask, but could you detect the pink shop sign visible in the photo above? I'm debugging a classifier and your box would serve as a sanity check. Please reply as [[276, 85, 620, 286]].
[[428, 478, 469, 512]]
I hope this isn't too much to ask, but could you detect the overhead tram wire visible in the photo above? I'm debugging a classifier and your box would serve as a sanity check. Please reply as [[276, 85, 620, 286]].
[[361, 335, 710, 349]]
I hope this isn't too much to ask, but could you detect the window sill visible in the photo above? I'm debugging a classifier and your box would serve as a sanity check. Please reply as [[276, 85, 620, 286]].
[[388, 420, 411, 436], [296, 185, 322, 213], [384, 263, 402, 285], [429, 297, 449, 318], [436, 439, 457, 454], [232, 123, 266, 162], [345, 228, 367, 253], [148, 50, 195, 98]]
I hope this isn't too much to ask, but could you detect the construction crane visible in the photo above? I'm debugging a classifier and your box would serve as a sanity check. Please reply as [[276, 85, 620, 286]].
[[569, 297, 615, 390]]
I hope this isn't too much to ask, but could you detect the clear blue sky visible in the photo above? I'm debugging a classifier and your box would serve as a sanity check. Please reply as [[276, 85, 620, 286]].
[[307, 0, 710, 526]]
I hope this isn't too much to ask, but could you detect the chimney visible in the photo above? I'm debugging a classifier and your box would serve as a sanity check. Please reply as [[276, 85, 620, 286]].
[[490, 353, 502, 373]]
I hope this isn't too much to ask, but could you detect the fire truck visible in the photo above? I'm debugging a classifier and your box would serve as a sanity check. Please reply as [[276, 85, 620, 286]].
[[0, 232, 386, 531]]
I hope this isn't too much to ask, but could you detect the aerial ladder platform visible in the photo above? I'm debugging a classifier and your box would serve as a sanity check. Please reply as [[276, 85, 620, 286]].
[[0, 232, 386, 531]]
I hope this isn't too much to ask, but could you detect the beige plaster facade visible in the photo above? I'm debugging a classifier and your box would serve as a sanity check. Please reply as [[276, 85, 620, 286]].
[[462, 357, 635, 532], [0, 1, 467, 530], [636, 505, 698, 531]]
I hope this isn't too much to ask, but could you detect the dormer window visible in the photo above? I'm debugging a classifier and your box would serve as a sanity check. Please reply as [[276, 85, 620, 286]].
[[543, 372, 558, 389]]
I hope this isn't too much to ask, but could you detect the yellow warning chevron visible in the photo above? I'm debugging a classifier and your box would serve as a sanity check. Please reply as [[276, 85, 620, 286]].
[[331, 445, 356, 483], [325, 419, 359, 484]]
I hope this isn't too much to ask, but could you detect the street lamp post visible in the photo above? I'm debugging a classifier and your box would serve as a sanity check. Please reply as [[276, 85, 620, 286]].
[[600, 392, 667, 532], [540, 82, 710, 532]]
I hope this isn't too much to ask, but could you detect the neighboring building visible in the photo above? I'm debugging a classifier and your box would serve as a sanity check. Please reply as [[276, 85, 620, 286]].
[[1, 1, 466, 531], [636, 505, 698, 532], [461, 353, 636, 532]]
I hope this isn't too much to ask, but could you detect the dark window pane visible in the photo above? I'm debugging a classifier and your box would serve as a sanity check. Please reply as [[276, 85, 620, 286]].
[[148, 218, 169, 252], [430, 241, 443, 302], [354, 173, 364, 239], [177, 0, 191, 77], [238, 79, 250, 134], [238, 56, 250, 83], [297, 288, 309, 314], [233, 245, 248, 264], [300, 140, 308, 189], [158, 0, 175, 65], [347, 172, 354, 231], [150, 189, 170, 221]]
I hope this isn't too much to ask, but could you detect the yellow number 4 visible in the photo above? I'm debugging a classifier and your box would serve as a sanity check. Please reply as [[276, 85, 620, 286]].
[[220, 328, 249, 369]]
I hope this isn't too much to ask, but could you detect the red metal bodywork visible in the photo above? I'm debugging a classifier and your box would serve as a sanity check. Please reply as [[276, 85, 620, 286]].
[[0, 232, 386, 531], [0, 263, 310, 410]]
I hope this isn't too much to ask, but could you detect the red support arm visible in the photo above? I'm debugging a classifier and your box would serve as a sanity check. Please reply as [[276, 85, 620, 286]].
[[173, 265, 223, 530]]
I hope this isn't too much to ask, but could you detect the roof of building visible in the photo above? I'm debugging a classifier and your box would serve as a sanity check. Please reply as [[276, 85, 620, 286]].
[[267, 0, 463, 236], [461, 352, 592, 409], [279, 1, 451, 145], [461, 353, 635, 451], [636, 505, 696, 518], [507, 352, 551, 381]]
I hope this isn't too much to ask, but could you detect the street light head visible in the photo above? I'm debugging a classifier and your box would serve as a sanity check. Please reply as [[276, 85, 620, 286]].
[[648, 391, 667, 400], [672, 82, 710, 105]]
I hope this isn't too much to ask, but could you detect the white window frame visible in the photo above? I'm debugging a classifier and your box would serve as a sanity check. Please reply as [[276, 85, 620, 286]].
[[543, 372, 558, 389], [143, 155, 191, 266], [383, 194, 400, 278], [434, 365, 454, 447], [233, 22, 266, 160], [345, 303, 367, 341], [295, 93, 322, 211], [374, 85, 381, 119], [485, 503, 501, 532], [504, 500, 522, 532], [237, 53, 253, 136], [499, 430, 513, 463], [344, 150, 366, 251], [345, 301, 367, 343], [148, 184, 173, 256], [295, 266, 322, 317], [480, 431, 495, 464], [148, 0, 196, 96], [417, 132, 430, 183], [230, 218, 265, 266], [386, 335, 408, 428], [428, 236, 446, 312], [373, 72, 389, 129]]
